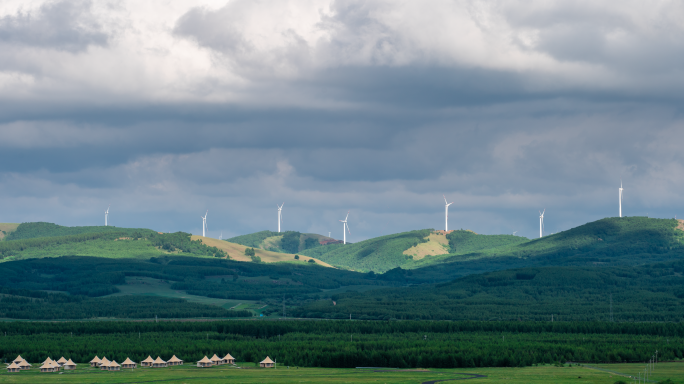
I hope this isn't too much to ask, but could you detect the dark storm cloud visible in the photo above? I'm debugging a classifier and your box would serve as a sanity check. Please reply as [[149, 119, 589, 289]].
[[0, 0, 108, 52], [1, 0, 684, 240]]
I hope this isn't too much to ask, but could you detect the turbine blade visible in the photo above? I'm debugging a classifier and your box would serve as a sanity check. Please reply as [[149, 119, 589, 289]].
[[345, 211, 350, 221], [346, 223, 351, 234], [444, 194, 448, 204]]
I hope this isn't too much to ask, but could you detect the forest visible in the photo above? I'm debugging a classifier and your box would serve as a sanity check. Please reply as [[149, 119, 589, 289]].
[[0, 320, 681, 368], [292, 260, 684, 322], [0, 286, 249, 320]]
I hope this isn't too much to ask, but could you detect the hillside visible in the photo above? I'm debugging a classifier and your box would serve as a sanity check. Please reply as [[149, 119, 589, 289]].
[[193, 236, 333, 267], [0, 255, 392, 319], [293, 259, 684, 321], [5, 222, 151, 240], [411, 217, 684, 269], [0, 223, 18, 241], [227, 230, 342, 253], [0, 225, 227, 262]]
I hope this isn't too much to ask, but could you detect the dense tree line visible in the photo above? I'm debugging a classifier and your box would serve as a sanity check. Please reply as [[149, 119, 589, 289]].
[[0, 320, 681, 368]]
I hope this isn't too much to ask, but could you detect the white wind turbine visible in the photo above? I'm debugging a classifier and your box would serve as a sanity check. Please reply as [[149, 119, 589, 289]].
[[339, 211, 351, 244], [539, 209, 545, 238], [104, 205, 110, 226], [201, 210, 208, 237], [619, 180, 624, 218], [443, 195, 454, 232], [277, 203, 284, 233]]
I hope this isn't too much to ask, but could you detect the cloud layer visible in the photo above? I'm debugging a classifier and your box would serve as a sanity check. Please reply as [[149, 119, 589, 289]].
[[1, 0, 683, 240]]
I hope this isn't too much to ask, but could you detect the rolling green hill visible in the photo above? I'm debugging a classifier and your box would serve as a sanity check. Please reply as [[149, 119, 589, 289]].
[[298, 229, 432, 272], [411, 217, 684, 269], [0, 225, 227, 262], [5, 222, 153, 240], [293, 259, 684, 322], [227, 230, 342, 254]]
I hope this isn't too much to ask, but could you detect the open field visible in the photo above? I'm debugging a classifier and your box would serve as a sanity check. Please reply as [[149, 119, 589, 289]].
[[402, 232, 450, 260], [0, 224, 18, 241], [591, 362, 683, 383], [1, 363, 682, 383], [194, 236, 334, 267]]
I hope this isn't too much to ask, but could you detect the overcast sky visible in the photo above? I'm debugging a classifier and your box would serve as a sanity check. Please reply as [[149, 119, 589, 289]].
[[1, 0, 683, 241]]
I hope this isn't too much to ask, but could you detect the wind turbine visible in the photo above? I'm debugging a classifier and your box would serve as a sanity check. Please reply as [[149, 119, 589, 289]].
[[219, 232, 222, 240], [443, 195, 454, 232], [339, 211, 351, 244], [539, 209, 545, 238], [104, 205, 110, 226], [201, 210, 208, 237], [619, 180, 624, 218], [277, 203, 284, 233]]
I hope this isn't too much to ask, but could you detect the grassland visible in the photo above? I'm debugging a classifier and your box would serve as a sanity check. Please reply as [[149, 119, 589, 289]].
[[195, 236, 333, 267], [0, 363, 681, 383], [402, 232, 450, 260], [0, 224, 18, 241]]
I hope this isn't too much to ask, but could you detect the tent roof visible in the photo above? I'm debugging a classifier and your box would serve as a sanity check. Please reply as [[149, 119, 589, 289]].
[[64, 359, 76, 366], [57, 357, 68, 364], [42, 357, 53, 364], [141, 356, 154, 363], [222, 353, 234, 360], [153, 357, 166, 364], [197, 356, 212, 363], [260, 356, 274, 364], [167, 355, 182, 362], [90, 356, 101, 363], [109, 360, 120, 367], [122, 358, 135, 365], [13, 355, 23, 362], [18, 361, 31, 367], [7, 362, 20, 369], [39, 363, 53, 370], [50, 361, 60, 368], [100, 357, 110, 364]]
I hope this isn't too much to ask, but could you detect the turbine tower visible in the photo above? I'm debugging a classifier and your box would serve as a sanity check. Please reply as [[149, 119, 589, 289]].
[[443, 195, 454, 232], [277, 203, 284, 233], [619, 181, 624, 218], [201, 210, 208, 237], [104, 205, 110, 226], [339, 211, 351, 244], [539, 209, 545, 238]]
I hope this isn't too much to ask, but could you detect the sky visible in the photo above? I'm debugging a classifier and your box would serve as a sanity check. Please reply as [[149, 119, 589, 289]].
[[1, 0, 684, 241]]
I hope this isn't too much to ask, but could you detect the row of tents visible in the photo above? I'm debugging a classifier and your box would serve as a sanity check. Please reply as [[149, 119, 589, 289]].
[[6, 356, 77, 373], [7, 353, 276, 373]]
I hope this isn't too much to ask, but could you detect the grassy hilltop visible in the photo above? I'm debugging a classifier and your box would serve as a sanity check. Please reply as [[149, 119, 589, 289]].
[[227, 230, 340, 254]]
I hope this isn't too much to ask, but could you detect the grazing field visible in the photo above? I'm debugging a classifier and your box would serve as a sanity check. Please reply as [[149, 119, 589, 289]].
[[402, 232, 450, 260], [194, 236, 333, 267], [0, 363, 682, 383], [0, 224, 18, 241]]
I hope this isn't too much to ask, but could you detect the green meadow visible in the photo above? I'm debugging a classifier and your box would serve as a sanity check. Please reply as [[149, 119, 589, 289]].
[[0, 363, 682, 383]]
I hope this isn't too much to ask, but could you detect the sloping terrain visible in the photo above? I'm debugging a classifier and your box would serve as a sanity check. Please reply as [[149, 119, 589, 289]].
[[0, 226, 226, 262], [294, 259, 684, 321], [0, 223, 18, 241], [228, 230, 341, 253], [402, 232, 450, 260], [299, 229, 432, 272], [5, 222, 151, 240], [193, 236, 333, 267]]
